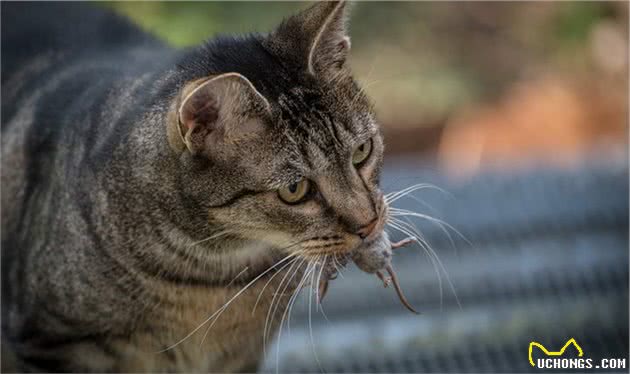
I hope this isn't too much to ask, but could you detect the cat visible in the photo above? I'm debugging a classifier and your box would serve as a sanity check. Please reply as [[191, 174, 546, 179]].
[[1, 1, 389, 372]]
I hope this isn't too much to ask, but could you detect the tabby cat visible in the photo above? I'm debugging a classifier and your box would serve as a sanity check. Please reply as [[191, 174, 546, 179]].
[[1, 1, 390, 372]]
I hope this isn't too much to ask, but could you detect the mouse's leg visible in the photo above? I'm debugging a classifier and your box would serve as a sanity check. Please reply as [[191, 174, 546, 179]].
[[317, 278, 329, 304], [391, 237, 413, 249], [376, 270, 391, 287]]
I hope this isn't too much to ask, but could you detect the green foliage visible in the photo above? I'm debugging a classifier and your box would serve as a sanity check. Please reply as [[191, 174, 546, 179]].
[[553, 2, 612, 47], [100, 1, 302, 47]]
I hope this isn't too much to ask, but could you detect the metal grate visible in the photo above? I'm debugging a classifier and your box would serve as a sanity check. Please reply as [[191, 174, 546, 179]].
[[261, 156, 629, 373]]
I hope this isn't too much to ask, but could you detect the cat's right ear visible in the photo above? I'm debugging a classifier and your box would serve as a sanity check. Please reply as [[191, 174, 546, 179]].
[[168, 73, 271, 156], [266, 1, 352, 77]]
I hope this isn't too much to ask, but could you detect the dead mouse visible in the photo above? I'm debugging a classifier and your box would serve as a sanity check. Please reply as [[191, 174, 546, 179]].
[[318, 233, 419, 314]]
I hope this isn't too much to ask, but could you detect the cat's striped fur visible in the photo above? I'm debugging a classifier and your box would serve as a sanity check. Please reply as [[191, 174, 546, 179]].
[[1, 1, 385, 372]]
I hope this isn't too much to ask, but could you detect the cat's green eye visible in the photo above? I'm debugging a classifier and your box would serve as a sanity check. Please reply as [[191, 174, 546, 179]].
[[278, 178, 310, 204], [352, 139, 372, 165]]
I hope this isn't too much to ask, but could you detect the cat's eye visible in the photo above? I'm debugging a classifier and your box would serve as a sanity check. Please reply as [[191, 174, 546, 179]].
[[278, 178, 310, 204], [352, 139, 372, 165]]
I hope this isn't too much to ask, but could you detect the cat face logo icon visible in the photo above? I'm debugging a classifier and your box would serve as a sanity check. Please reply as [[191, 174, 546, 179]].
[[528, 338, 584, 367]]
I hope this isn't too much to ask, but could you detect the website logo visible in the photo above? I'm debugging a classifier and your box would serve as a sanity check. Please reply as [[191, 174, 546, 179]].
[[529, 338, 583, 367], [529, 338, 626, 370]]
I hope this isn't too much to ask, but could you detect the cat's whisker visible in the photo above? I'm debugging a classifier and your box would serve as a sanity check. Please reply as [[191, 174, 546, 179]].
[[387, 219, 444, 309], [385, 183, 447, 204], [384, 183, 428, 200], [388, 207, 471, 248], [285, 258, 316, 336], [264, 253, 311, 351], [200, 255, 306, 347], [252, 259, 296, 315], [158, 250, 301, 353], [263, 258, 303, 355], [225, 266, 249, 288], [164, 242, 307, 352], [393, 191, 441, 217], [331, 253, 345, 279], [262, 266, 291, 356], [275, 259, 316, 373], [314, 255, 327, 312], [271, 259, 312, 336], [314, 255, 332, 324], [390, 210, 459, 253], [385, 184, 444, 204], [307, 257, 325, 374], [388, 217, 462, 310]]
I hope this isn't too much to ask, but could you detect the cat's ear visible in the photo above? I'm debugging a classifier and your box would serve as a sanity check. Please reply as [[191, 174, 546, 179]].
[[269, 0, 351, 76], [172, 73, 271, 156]]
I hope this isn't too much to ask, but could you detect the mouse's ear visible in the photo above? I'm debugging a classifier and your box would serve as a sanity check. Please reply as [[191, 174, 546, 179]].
[[173, 73, 271, 156], [267, 1, 351, 77]]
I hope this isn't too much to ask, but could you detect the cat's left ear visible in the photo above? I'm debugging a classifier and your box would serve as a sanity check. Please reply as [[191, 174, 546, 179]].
[[168, 73, 271, 156], [269, 1, 351, 77]]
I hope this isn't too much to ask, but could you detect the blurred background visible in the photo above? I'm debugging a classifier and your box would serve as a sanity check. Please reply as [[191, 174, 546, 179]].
[[102, 2, 629, 373]]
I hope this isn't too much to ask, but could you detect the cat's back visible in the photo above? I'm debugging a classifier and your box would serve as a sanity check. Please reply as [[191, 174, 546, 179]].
[[0, 2, 170, 247], [1, 5, 174, 363], [1, 2, 169, 122], [1, 2, 161, 80]]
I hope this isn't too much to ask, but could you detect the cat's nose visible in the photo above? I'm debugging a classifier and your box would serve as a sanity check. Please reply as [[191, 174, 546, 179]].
[[356, 219, 378, 240]]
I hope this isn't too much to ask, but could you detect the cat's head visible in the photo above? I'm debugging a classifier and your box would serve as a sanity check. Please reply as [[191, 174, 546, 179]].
[[167, 1, 386, 260]]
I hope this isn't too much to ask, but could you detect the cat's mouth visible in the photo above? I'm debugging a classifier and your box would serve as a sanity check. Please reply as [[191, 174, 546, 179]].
[[302, 200, 419, 314], [309, 234, 419, 314], [299, 211, 389, 260]]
